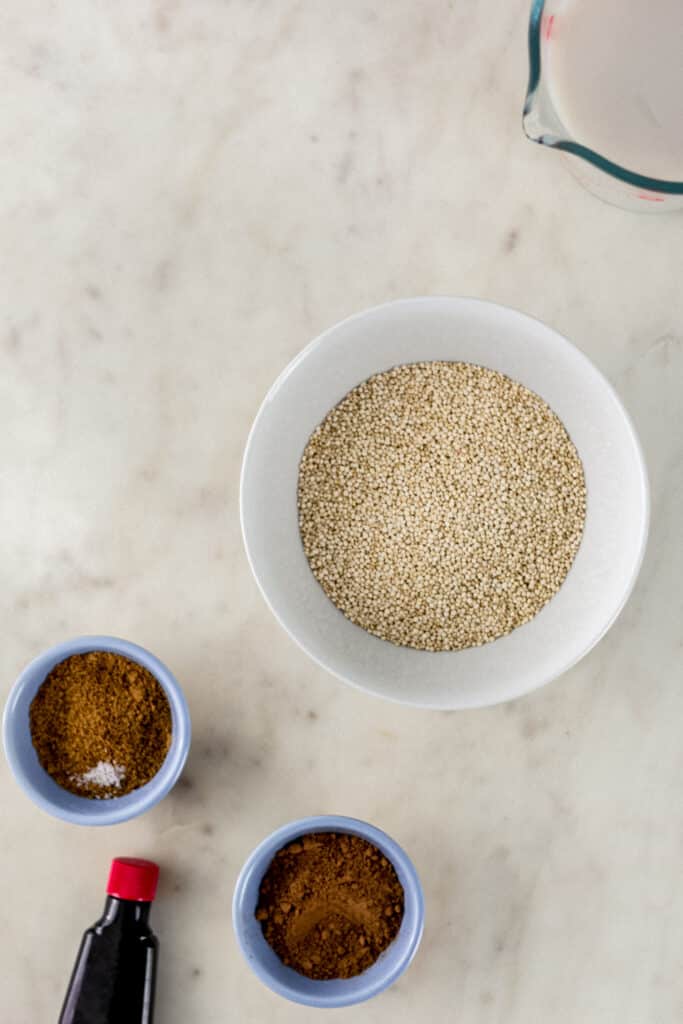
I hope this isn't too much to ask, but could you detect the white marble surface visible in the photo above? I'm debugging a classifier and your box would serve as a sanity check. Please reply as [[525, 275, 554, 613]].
[[1, 3, 681, 1021]]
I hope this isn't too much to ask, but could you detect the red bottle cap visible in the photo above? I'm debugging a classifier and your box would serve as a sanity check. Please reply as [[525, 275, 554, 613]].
[[106, 858, 159, 902]]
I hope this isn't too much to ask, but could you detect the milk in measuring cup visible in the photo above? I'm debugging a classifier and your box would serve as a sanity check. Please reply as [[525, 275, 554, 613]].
[[547, 0, 683, 182]]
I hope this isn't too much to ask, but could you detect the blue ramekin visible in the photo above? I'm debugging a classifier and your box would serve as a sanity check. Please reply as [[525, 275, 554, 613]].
[[232, 815, 424, 1008], [2, 635, 191, 826]]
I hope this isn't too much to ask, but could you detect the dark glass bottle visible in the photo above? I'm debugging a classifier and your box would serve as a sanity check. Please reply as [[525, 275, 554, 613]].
[[59, 858, 160, 1024]]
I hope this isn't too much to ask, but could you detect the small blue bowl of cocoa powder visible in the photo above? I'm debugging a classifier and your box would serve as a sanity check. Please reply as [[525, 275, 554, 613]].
[[2, 635, 191, 826], [233, 815, 424, 1007]]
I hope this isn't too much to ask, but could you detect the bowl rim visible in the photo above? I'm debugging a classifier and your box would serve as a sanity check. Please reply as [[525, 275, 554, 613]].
[[232, 814, 425, 1007], [240, 295, 650, 709], [2, 635, 191, 825]]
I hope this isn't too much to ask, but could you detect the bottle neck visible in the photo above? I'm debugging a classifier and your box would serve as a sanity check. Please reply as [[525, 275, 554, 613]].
[[101, 895, 151, 926]]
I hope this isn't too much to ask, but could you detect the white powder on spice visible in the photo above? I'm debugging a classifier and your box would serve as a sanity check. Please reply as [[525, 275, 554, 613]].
[[72, 761, 126, 796]]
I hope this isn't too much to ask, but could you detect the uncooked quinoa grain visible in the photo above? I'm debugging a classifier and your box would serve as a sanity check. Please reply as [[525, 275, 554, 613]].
[[297, 361, 586, 652]]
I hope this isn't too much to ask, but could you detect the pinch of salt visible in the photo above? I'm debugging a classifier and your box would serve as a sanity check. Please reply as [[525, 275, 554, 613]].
[[73, 761, 126, 790]]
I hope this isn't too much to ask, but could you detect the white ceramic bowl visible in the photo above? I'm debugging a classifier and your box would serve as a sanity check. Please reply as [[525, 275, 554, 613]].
[[241, 298, 649, 709]]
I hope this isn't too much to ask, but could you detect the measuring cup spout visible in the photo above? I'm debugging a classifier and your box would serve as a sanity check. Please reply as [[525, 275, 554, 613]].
[[522, 98, 550, 147], [522, 0, 683, 210], [522, 0, 560, 147]]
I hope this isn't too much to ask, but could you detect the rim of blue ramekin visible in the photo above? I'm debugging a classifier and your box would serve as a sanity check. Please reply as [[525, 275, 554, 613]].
[[232, 814, 425, 1008], [2, 635, 191, 826]]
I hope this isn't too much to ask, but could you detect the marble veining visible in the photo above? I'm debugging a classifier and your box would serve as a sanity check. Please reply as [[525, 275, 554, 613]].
[[1, 2, 682, 1022]]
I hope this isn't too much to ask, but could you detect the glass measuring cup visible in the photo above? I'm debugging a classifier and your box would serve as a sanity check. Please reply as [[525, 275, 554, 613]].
[[523, 0, 683, 212]]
